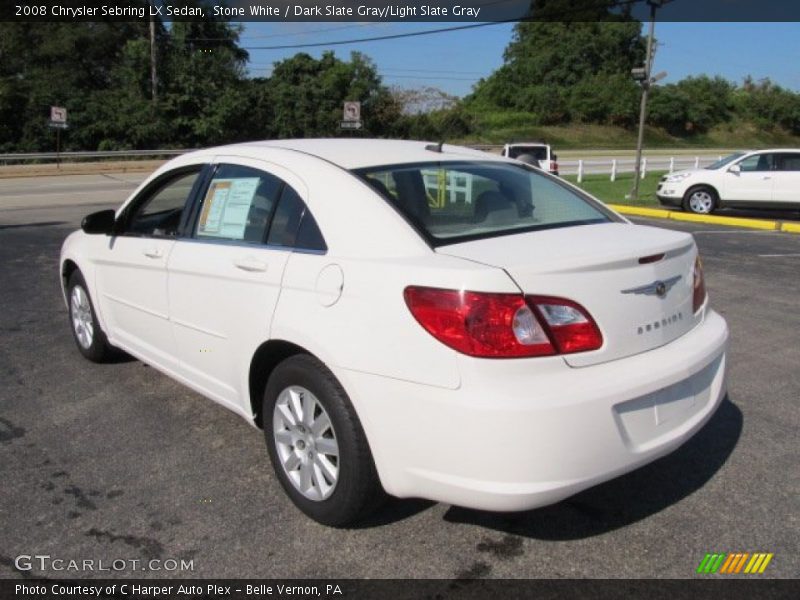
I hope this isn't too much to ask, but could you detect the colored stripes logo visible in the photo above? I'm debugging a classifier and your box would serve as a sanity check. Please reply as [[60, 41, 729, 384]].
[[697, 552, 773, 574]]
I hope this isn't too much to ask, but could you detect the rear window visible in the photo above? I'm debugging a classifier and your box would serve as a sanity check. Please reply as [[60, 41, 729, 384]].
[[355, 161, 613, 246], [507, 146, 548, 161]]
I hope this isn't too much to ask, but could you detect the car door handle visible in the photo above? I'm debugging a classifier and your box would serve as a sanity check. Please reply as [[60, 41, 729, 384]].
[[233, 257, 268, 272], [143, 248, 163, 259]]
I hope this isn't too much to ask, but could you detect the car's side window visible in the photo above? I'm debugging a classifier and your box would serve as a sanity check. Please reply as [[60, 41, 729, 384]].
[[125, 169, 201, 237], [194, 164, 283, 243], [266, 186, 327, 252], [776, 153, 800, 171], [738, 154, 774, 172]]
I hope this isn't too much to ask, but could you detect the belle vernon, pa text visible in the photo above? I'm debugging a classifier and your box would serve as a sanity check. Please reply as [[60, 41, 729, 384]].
[[17, 584, 344, 597]]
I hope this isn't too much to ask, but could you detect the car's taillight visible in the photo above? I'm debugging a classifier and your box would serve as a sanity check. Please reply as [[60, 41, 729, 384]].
[[550, 160, 558, 173], [693, 255, 707, 313], [403, 287, 602, 358], [528, 296, 603, 354]]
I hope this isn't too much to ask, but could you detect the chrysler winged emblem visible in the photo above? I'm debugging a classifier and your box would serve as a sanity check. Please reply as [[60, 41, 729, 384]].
[[621, 275, 681, 299]]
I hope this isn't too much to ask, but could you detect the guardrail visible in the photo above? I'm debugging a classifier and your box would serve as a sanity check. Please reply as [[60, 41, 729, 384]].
[[0, 149, 189, 164]]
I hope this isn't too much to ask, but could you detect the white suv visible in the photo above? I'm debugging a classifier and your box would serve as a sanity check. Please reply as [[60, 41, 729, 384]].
[[657, 149, 800, 214], [501, 142, 559, 175]]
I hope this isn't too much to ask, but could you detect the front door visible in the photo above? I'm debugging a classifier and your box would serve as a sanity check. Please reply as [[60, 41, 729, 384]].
[[94, 167, 203, 369], [724, 152, 775, 203]]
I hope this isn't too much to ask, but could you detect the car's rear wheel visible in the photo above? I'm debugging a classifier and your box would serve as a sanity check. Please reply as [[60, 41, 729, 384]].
[[263, 354, 385, 527], [67, 271, 115, 362], [683, 186, 717, 215]]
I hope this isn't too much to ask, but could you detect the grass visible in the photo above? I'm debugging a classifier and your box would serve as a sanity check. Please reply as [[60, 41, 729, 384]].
[[563, 170, 668, 207]]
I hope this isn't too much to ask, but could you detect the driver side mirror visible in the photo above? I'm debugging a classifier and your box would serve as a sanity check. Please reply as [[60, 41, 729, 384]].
[[81, 209, 116, 235], [728, 164, 741, 174]]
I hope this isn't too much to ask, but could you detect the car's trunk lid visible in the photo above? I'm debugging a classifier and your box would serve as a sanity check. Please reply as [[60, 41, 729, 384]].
[[437, 223, 700, 367]]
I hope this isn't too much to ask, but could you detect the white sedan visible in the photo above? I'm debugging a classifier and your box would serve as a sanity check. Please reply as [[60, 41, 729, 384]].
[[60, 139, 728, 526], [657, 149, 800, 214]]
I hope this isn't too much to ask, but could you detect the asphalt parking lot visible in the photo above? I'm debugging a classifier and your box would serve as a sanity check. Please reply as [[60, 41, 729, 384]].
[[1, 174, 798, 579]]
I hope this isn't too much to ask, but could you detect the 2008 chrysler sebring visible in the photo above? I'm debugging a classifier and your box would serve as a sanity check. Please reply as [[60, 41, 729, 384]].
[[60, 139, 728, 526]]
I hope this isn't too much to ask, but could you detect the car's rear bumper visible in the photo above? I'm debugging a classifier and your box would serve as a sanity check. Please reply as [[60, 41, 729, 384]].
[[337, 309, 728, 512]]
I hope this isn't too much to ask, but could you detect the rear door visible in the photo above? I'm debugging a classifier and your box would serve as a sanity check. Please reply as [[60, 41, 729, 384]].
[[772, 152, 800, 205], [166, 157, 312, 410]]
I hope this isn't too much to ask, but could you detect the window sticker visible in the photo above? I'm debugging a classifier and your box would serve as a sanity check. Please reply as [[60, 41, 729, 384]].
[[197, 177, 260, 240]]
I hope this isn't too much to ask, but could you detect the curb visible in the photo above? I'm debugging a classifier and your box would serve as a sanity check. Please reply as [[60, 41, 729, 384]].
[[607, 204, 800, 234]]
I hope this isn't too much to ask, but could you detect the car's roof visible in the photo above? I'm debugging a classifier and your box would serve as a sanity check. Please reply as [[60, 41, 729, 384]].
[[197, 138, 508, 170]]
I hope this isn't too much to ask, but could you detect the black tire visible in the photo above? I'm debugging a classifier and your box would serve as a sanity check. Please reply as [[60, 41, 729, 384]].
[[66, 271, 115, 363], [682, 185, 718, 215], [263, 354, 385, 527]]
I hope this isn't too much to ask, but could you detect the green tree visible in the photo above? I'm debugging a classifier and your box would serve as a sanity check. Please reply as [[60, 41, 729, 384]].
[[257, 51, 401, 138], [467, 17, 646, 125], [0, 19, 154, 151], [734, 77, 800, 134]]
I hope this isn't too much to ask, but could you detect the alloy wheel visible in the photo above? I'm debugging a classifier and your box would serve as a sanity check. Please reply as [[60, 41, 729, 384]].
[[70, 285, 94, 349], [273, 386, 340, 501]]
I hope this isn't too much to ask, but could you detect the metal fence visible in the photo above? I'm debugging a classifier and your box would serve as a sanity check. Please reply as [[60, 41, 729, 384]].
[[560, 155, 724, 180]]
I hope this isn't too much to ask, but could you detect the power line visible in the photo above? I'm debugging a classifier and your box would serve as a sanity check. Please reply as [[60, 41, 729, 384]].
[[246, 67, 480, 81], [188, 0, 526, 42], [247, 64, 487, 75], [237, 0, 648, 51], [187, 22, 378, 42], [240, 21, 513, 51]]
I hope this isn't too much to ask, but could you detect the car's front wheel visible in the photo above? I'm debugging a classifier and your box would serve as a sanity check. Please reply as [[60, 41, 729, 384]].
[[683, 186, 717, 215], [263, 354, 385, 527], [67, 271, 115, 362]]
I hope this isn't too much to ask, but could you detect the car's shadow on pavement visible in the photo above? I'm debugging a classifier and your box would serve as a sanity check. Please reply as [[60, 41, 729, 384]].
[[440, 395, 742, 540]]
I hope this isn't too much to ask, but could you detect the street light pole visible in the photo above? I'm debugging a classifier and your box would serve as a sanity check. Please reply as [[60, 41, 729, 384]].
[[630, 1, 659, 201]]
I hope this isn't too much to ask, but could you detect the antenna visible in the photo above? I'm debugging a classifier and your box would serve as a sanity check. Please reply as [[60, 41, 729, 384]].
[[425, 141, 444, 153]]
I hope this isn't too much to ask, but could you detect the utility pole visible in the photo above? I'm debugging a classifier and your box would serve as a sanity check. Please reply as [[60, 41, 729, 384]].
[[149, 1, 157, 102], [630, 1, 661, 201]]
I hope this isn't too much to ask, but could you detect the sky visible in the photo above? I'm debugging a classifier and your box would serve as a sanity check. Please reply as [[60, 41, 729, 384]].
[[238, 21, 800, 97]]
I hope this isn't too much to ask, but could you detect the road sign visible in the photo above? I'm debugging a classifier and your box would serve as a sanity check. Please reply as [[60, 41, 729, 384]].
[[343, 101, 361, 122], [50, 106, 67, 124], [48, 122, 69, 129], [340, 121, 362, 130]]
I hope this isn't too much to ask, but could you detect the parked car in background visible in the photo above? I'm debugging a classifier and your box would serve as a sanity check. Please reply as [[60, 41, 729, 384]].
[[61, 139, 727, 526], [657, 149, 800, 214], [501, 142, 559, 175]]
